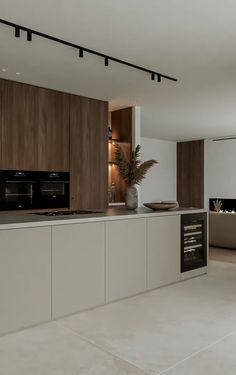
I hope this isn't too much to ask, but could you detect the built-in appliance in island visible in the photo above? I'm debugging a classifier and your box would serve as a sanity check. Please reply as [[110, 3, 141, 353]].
[[181, 213, 207, 272], [0, 170, 69, 210]]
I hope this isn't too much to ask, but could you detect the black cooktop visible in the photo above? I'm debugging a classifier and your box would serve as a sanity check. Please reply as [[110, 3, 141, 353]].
[[32, 210, 102, 216]]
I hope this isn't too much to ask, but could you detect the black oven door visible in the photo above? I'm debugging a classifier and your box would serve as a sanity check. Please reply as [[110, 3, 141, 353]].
[[0, 171, 38, 210], [39, 172, 69, 209], [4, 181, 37, 210]]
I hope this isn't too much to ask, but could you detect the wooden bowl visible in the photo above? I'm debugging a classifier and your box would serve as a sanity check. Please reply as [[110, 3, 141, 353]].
[[143, 201, 179, 210]]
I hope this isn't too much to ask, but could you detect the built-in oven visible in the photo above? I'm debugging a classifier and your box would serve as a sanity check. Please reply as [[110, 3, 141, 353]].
[[0, 170, 69, 211], [39, 172, 69, 208], [181, 213, 207, 273], [0, 170, 38, 210]]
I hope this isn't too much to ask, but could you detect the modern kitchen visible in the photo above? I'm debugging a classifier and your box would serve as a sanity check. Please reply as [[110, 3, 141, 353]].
[[0, 2, 236, 375], [0, 75, 208, 337]]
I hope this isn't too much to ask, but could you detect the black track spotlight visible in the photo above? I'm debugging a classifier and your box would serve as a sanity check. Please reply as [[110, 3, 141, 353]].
[[27, 30, 32, 41], [0, 18, 178, 83], [15, 26, 20, 38]]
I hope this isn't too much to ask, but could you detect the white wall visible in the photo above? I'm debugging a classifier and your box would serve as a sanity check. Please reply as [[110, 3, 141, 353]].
[[140, 137, 177, 204], [204, 138, 236, 208]]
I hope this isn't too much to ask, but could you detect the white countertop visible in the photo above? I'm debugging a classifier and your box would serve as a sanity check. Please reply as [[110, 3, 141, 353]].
[[0, 207, 207, 230]]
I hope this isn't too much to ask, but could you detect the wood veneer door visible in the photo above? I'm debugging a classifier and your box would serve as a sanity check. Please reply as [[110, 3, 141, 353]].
[[177, 140, 204, 208], [70, 95, 108, 210], [0, 79, 38, 170], [37, 88, 69, 172]]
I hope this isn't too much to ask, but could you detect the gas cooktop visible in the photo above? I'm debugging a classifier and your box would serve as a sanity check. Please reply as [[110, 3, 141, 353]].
[[32, 210, 102, 216]]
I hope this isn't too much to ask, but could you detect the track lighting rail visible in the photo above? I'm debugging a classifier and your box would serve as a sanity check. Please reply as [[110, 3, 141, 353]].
[[0, 18, 177, 83]]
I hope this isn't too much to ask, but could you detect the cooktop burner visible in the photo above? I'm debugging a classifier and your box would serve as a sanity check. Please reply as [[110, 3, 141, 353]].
[[32, 210, 102, 216]]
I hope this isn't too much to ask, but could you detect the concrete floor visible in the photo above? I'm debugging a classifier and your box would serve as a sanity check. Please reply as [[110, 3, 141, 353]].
[[0, 259, 236, 374], [209, 246, 236, 264]]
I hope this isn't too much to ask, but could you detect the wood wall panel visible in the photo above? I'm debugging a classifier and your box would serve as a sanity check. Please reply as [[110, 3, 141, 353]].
[[0, 79, 38, 170], [177, 140, 204, 208], [70, 95, 108, 210], [37, 87, 69, 171], [0, 79, 69, 172]]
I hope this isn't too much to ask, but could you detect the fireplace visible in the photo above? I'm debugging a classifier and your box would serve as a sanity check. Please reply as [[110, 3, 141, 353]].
[[209, 198, 236, 213]]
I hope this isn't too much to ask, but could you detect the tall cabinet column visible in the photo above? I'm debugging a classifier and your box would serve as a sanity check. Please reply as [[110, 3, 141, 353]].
[[177, 140, 204, 208], [70, 95, 108, 210]]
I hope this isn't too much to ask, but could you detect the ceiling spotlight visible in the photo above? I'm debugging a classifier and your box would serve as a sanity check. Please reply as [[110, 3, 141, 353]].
[[27, 30, 32, 41], [15, 71, 21, 75], [15, 26, 20, 38], [1, 68, 7, 72], [0, 18, 178, 83]]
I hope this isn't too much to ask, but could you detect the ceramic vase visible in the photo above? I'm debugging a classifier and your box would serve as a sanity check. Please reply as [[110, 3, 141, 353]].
[[125, 186, 138, 210]]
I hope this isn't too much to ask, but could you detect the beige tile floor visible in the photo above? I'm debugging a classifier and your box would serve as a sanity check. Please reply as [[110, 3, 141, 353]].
[[1, 257, 236, 374]]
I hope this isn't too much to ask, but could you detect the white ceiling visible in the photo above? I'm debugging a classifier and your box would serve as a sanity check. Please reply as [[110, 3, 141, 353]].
[[0, 0, 236, 141]]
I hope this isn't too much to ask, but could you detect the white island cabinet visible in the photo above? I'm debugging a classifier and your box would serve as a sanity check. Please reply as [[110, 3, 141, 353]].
[[147, 216, 181, 289], [0, 208, 207, 335], [106, 218, 146, 302], [52, 222, 105, 319], [0, 227, 51, 336]]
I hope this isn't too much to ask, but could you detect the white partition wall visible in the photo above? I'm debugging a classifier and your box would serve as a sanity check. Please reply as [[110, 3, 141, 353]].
[[204, 138, 236, 208], [140, 137, 177, 204]]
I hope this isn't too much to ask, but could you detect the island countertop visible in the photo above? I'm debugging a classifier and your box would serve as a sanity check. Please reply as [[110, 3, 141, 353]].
[[0, 207, 207, 230]]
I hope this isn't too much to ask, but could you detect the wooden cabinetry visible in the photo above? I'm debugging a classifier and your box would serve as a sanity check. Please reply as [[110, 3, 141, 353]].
[[0, 79, 39, 170], [0, 226, 51, 335], [0, 78, 109, 209], [177, 140, 204, 208], [147, 216, 181, 289], [70, 95, 108, 210], [0, 79, 69, 172], [106, 218, 146, 302], [52, 222, 105, 318], [36, 87, 69, 171]]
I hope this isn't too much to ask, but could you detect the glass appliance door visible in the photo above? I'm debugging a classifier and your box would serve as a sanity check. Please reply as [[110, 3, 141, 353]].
[[5, 181, 36, 210]]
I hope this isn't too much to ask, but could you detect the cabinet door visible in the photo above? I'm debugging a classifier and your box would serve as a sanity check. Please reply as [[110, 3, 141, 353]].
[[147, 215, 181, 290], [106, 218, 146, 303], [52, 222, 105, 319], [70, 95, 108, 210], [0, 79, 70, 172], [0, 79, 38, 170], [0, 227, 51, 336], [37, 87, 69, 171]]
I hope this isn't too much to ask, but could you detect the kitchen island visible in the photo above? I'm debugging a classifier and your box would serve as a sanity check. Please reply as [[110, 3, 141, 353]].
[[0, 207, 208, 336]]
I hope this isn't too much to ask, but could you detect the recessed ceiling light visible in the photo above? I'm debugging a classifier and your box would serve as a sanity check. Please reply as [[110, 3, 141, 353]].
[[1, 68, 7, 72], [15, 71, 21, 75]]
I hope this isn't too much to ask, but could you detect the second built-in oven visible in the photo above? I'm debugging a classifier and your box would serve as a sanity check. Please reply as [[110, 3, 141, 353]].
[[39, 172, 69, 208]]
